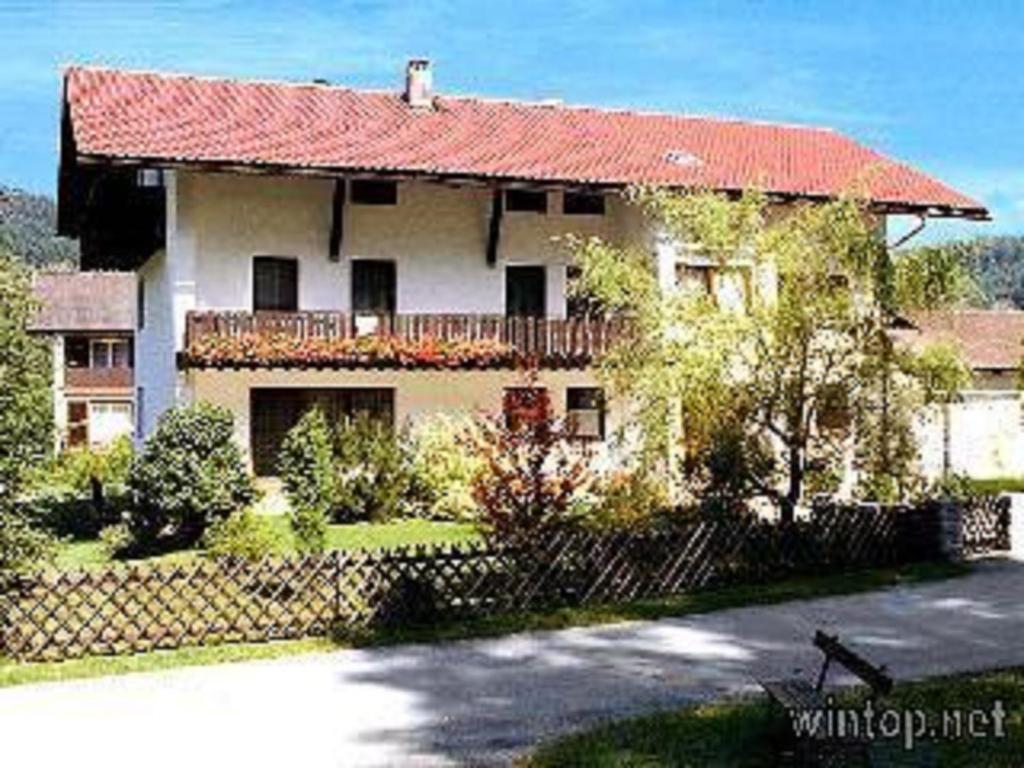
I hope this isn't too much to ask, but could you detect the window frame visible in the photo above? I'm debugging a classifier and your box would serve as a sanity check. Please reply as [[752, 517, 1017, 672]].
[[252, 256, 300, 312], [503, 386, 549, 432], [351, 259, 397, 315], [505, 265, 547, 318], [566, 387, 606, 441]]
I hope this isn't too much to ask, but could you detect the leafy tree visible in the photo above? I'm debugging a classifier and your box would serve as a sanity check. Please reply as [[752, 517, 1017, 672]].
[[0, 248, 56, 576], [568, 188, 975, 521]]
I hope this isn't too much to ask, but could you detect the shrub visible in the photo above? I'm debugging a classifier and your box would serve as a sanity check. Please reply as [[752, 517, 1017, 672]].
[[128, 403, 257, 547], [98, 523, 133, 560], [279, 407, 337, 517], [290, 504, 329, 553], [0, 504, 56, 578], [582, 469, 672, 532], [468, 384, 592, 544], [22, 437, 134, 539], [278, 406, 335, 549], [409, 414, 482, 521], [334, 414, 417, 523], [202, 509, 283, 561]]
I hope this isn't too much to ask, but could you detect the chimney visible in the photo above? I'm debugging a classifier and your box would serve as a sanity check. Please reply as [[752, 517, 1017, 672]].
[[404, 58, 433, 109]]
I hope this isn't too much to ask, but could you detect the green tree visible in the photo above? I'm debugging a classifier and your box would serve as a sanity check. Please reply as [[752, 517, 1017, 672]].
[[128, 403, 256, 547], [0, 248, 56, 576], [568, 188, 974, 521]]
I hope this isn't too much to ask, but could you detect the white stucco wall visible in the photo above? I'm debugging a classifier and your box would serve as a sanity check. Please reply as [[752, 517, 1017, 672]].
[[185, 172, 634, 321], [190, 368, 629, 471], [917, 391, 1024, 480]]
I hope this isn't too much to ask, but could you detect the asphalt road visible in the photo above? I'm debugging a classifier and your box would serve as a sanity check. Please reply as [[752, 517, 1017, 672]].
[[1, 559, 1021, 766]]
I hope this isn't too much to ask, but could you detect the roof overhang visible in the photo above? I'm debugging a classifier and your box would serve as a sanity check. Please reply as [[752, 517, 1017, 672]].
[[70, 151, 992, 222]]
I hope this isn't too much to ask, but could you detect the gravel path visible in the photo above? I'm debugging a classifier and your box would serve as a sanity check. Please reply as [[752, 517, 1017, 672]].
[[2, 559, 1021, 767]]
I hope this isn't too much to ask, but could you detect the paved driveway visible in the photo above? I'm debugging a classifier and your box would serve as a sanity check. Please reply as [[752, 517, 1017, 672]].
[[2, 559, 1022, 767]]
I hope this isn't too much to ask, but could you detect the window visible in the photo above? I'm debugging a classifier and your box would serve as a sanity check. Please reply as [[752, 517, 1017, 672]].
[[65, 337, 90, 368], [676, 264, 751, 311], [250, 388, 395, 476], [505, 189, 548, 213], [90, 339, 131, 369], [566, 387, 605, 440], [506, 265, 547, 317], [715, 267, 752, 312], [89, 401, 134, 446], [136, 276, 145, 330], [503, 387, 548, 432], [676, 264, 714, 296], [253, 257, 299, 312], [563, 191, 605, 216], [351, 179, 398, 205], [67, 401, 88, 448], [352, 260, 397, 314]]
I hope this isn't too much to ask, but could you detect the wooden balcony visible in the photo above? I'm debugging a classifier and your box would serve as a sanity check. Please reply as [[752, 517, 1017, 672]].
[[65, 366, 133, 392], [182, 311, 628, 370]]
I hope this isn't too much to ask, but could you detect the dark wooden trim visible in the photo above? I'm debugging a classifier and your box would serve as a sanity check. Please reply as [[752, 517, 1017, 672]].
[[328, 178, 346, 261], [486, 189, 503, 266]]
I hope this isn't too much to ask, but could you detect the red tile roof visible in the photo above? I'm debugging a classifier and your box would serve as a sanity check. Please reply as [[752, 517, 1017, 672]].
[[897, 311, 1024, 371], [63, 66, 986, 217], [29, 271, 135, 332]]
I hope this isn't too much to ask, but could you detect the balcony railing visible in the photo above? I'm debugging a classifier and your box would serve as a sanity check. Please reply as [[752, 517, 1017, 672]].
[[182, 311, 629, 370], [65, 366, 133, 391]]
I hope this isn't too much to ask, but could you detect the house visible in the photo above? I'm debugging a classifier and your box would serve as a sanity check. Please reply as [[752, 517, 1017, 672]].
[[898, 310, 1024, 479], [55, 60, 987, 475], [29, 271, 135, 450]]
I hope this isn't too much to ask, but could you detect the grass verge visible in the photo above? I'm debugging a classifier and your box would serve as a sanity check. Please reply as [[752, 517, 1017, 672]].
[[55, 518, 480, 571], [0, 559, 968, 689], [527, 666, 1024, 767]]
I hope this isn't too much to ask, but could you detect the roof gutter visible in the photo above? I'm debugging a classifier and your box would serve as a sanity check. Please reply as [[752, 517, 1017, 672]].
[[888, 213, 928, 250]]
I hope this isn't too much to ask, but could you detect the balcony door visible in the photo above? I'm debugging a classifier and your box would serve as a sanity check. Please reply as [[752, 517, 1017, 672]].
[[253, 257, 298, 312], [352, 260, 396, 335], [506, 265, 546, 317]]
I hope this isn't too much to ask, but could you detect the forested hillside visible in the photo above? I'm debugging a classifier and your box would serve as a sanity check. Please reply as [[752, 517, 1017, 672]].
[[0, 185, 78, 268], [970, 236, 1024, 309]]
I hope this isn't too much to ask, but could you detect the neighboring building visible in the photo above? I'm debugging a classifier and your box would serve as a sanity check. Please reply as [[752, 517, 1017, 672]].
[[55, 61, 986, 475], [29, 271, 135, 450], [899, 311, 1024, 479]]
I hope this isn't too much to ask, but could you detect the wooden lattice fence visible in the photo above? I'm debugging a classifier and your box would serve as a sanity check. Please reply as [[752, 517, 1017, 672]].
[[0, 502, 978, 662]]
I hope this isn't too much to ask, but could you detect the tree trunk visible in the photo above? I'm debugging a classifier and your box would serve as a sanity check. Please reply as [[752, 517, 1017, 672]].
[[781, 445, 802, 524], [90, 475, 105, 517]]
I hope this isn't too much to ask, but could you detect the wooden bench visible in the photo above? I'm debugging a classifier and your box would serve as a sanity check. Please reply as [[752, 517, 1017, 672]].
[[761, 630, 893, 714], [761, 631, 896, 765]]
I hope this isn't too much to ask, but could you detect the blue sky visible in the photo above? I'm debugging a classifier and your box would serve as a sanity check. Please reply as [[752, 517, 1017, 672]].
[[1, 0, 1020, 242]]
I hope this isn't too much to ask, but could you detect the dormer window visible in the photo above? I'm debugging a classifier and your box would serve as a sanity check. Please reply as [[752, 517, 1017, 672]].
[[351, 179, 398, 206], [505, 189, 548, 213]]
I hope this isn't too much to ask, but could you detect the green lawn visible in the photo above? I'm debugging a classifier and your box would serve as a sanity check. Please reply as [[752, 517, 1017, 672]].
[[1, 560, 967, 689], [528, 666, 1024, 767], [55, 518, 480, 571]]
